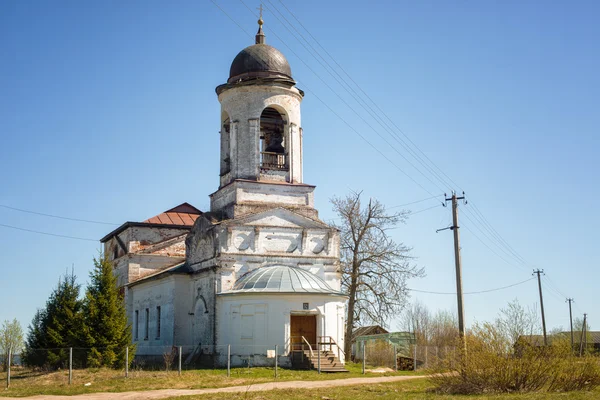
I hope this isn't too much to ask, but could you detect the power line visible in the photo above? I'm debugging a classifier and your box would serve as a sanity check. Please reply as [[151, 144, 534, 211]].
[[460, 210, 528, 271], [213, 1, 586, 314], [209, 0, 253, 37], [460, 222, 526, 272], [0, 204, 118, 226], [263, 0, 452, 193], [409, 277, 534, 295], [411, 204, 443, 216], [464, 202, 528, 266], [272, 0, 462, 193], [236, 0, 444, 198], [329, 197, 443, 225], [544, 275, 569, 299], [0, 223, 98, 242], [266, 1, 589, 313], [388, 194, 444, 210]]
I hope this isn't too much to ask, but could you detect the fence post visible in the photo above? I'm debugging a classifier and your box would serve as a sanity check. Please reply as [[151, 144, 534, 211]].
[[227, 345, 231, 377], [178, 346, 182, 376], [125, 346, 129, 378], [393, 344, 397, 372], [317, 341, 321, 374], [413, 344, 417, 371], [6, 347, 11, 389], [69, 347, 73, 385], [362, 341, 366, 375], [274, 345, 278, 379]]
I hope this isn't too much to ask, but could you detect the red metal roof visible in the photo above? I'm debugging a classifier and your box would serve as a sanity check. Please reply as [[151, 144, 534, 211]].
[[143, 203, 202, 226]]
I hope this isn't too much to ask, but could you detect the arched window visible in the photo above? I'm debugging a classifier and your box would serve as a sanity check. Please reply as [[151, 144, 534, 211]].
[[221, 113, 231, 175], [259, 107, 287, 170]]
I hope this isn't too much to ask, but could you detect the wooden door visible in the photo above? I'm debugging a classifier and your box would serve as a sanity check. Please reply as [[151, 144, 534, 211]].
[[291, 315, 317, 347]]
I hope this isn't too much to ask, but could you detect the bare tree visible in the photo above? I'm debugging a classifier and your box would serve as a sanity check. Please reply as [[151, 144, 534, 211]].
[[400, 302, 458, 348], [0, 319, 24, 371], [400, 300, 431, 345], [495, 298, 539, 347], [429, 309, 459, 348], [332, 191, 424, 356]]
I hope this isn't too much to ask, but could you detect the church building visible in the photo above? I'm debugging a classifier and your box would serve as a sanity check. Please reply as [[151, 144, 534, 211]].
[[100, 17, 347, 369]]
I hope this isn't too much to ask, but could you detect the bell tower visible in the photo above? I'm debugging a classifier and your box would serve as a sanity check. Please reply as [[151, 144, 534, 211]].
[[210, 17, 317, 220]]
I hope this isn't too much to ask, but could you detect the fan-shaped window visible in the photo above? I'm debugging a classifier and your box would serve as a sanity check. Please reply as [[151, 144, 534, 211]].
[[260, 107, 287, 170]]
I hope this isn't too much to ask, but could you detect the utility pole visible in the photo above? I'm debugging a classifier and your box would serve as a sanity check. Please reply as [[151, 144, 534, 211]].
[[579, 313, 587, 356], [533, 269, 547, 346], [438, 192, 467, 340], [566, 298, 574, 350]]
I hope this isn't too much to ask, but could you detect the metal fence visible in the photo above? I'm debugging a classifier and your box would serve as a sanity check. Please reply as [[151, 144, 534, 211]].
[[354, 341, 457, 372], [3, 344, 340, 388]]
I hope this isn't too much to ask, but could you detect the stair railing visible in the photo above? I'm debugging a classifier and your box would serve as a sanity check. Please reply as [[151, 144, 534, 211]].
[[301, 336, 314, 357], [318, 336, 346, 362]]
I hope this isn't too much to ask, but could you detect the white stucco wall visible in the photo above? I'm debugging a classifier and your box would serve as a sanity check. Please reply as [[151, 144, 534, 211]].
[[130, 277, 178, 356], [216, 293, 346, 366]]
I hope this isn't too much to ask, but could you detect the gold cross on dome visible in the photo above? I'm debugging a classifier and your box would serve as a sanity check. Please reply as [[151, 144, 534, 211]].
[[257, 3, 263, 20]]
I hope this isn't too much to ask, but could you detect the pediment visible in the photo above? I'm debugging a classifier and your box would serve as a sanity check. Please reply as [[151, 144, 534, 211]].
[[226, 208, 331, 230]]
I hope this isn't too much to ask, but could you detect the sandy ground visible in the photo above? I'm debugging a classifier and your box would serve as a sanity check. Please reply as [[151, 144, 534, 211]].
[[5, 375, 426, 400]]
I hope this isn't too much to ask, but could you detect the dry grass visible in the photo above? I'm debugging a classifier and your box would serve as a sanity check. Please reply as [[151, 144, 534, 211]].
[[428, 326, 600, 395], [0, 362, 418, 397]]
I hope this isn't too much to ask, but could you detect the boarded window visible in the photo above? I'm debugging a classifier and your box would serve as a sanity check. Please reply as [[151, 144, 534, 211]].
[[156, 306, 161, 339], [135, 310, 139, 340], [241, 315, 253, 339], [145, 308, 149, 340]]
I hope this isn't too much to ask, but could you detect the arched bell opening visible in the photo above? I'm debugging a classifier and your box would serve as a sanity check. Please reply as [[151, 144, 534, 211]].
[[259, 107, 288, 171], [220, 110, 231, 176]]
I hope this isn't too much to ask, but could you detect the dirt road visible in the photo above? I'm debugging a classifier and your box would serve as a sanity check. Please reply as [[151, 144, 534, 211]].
[[5, 375, 426, 400]]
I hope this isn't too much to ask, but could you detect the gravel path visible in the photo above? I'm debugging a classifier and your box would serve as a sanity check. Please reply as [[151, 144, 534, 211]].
[[5, 375, 426, 400]]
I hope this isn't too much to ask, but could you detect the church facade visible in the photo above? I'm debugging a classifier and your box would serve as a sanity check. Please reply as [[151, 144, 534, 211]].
[[100, 19, 347, 368]]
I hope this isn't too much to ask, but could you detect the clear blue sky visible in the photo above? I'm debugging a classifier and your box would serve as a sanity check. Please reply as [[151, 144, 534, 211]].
[[1, 0, 598, 336]]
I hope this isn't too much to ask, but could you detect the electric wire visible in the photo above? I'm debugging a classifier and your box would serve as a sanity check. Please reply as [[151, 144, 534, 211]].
[[263, 0, 453, 193], [0, 204, 119, 226], [544, 275, 570, 299], [219, 0, 440, 198], [460, 211, 529, 271], [328, 197, 443, 224], [238, 0, 539, 275], [541, 281, 567, 303], [541, 277, 569, 302], [465, 201, 528, 266], [410, 204, 443, 216], [0, 223, 98, 242], [272, 0, 463, 193], [460, 222, 527, 272], [262, 2, 587, 308], [409, 277, 535, 295], [212, 0, 584, 313], [388, 194, 444, 209], [237, 0, 446, 197]]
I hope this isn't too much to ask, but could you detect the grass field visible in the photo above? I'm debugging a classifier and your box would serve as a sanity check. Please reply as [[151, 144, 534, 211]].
[[0, 363, 418, 397], [162, 379, 600, 400]]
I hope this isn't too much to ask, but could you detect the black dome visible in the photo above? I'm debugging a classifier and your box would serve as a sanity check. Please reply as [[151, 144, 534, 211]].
[[228, 44, 293, 83]]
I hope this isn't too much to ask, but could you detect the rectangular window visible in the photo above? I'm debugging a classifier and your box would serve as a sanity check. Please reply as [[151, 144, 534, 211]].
[[134, 310, 139, 340], [144, 308, 149, 340], [156, 306, 161, 339]]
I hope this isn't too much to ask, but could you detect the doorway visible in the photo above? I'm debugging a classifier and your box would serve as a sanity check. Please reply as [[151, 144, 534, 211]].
[[290, 315, 317, 347]]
